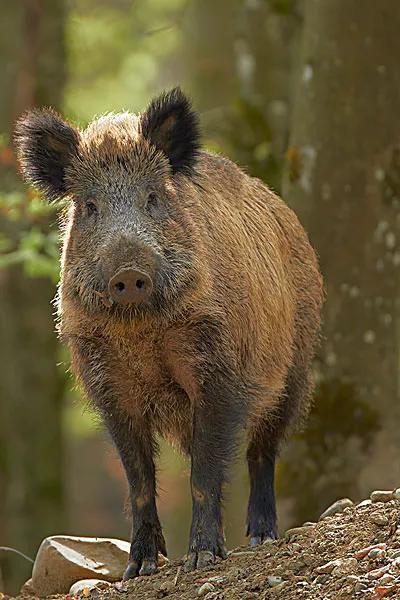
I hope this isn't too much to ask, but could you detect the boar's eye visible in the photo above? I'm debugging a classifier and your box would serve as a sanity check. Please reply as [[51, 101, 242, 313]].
[[145, 191, 168, 220], [85, 200, 97, 216], [147, 192, 158, 209], [146, 192, 159, 216]]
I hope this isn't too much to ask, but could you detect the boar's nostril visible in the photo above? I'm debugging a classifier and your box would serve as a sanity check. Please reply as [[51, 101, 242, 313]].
[[108, 268, 153, 305], [114, 281, 125, 293]]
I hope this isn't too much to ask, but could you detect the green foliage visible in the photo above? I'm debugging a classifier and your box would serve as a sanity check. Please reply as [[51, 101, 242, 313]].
[[266, 0, 298, 16], [65, 0, 188, 121], [0, 188, 60, 282], [204, 96, 283, 192]]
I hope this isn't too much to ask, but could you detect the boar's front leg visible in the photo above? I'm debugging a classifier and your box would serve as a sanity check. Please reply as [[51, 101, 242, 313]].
[[184, 371, 248, 571], [104, 411, 166, 579]]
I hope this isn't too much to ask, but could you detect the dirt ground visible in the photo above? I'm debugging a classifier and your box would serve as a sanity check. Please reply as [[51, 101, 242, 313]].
[[14, 494, 400, 600]]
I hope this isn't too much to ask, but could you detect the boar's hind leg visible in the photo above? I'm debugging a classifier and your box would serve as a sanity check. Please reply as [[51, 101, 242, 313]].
[[246, 361, 313, 545], [104, 412, 166, 579], [246, 423, 278, 545], [184, 376, 248, 572]]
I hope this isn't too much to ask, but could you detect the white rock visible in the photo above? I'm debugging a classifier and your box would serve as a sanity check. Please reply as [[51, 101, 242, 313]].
[[319, 498, 353, 520], [198, 582, 215, 596], [31, 535, 130, 597], [331, 558, 358, 576], [356, 499, 372, 508], [370, 490, 394, 503], [69, 579, 112, 596], [267, 575, 283, 587], [315, 559, 342, 574]]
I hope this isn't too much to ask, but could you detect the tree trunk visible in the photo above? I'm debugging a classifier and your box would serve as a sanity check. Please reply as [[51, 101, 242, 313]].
[[282, 0, 400, 522], [0, 0, 66, 592]]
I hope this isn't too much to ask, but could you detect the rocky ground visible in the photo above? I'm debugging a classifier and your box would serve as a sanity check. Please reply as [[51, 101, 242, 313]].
[[9, 488, 400, 600]]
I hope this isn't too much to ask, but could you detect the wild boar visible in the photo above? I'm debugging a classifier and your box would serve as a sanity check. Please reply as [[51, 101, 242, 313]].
[[15, 88, 323, 578]]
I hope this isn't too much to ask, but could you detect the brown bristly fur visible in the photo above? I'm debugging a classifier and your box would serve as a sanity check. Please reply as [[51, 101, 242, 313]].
[[14, 87, 323, 574]]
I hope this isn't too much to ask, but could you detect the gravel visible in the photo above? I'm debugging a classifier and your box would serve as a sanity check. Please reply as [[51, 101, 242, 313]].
[[13, 487, 400, 600]]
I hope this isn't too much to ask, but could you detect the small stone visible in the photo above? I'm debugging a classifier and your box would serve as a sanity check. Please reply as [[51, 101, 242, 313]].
[[367, 565, 390, 580], [355, 543, 386, 560], [268, 582, 287, 594], [346, 575, 359, 584], [393, 488, 400, 500], [332, 558, 358, 576], [156, 581, 174, 594], [315, 559, 342, 574], [198, 582, 215, 596], [314, 574, 329, 585], [355, 581, 369, 592], [69, 580, 111, 596], [302, 521, 316, 527], [392, 557, 400, 571], [285, 526, 312, 540], [357, 499, 372, 508], [207, 576, 226, 583], [319, 498, 354, 520], [370, 490, 394, 503], [380, 574, 395, 585], [267, 576, 283, 587], [371, 514, 389, 526], [291, 543, 302, 551], [368, 548, 386, 560], [371, 585, 398, 599], [303, 554, 316, 566]]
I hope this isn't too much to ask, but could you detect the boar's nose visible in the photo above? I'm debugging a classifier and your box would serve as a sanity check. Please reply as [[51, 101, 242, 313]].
[[108, 268, 153, 305]]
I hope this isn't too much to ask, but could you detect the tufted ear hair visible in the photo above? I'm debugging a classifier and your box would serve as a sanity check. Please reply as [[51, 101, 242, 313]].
[[14, 108, 80, 201], [140, 87, 201, 177]]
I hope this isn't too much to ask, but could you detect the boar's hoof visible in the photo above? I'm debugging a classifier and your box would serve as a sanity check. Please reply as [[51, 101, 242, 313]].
[[250, 535, 276, 546], [138, 559, 158, 576], [183, 546, 227, 572], [123, 561, 140, 580], [123, 558, 158, 579]]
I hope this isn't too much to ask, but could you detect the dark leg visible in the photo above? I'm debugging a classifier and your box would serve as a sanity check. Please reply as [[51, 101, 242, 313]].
[[184, 376, 247, 571], [246, 361, 312, 545], [104, 413, 166, 578], [246, 429, 278, 545]]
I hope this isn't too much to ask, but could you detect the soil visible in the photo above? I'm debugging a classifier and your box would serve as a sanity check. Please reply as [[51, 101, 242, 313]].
[[14, 495, 400, 600]]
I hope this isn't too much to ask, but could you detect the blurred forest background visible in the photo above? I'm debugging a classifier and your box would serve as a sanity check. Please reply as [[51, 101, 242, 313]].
[[1, 0, 400, 594]]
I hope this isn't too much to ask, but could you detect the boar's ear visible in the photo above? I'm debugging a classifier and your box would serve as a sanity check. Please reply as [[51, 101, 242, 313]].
[[14, 108, 80, 201], [140, 87, 200, 176]]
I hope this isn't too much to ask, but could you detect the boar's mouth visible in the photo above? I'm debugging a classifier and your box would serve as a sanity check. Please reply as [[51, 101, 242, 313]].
[[94, 289, 114, 308]]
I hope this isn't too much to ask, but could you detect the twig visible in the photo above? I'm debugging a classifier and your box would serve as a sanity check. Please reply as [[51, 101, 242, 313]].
[[173, 566, 181, 586], [0, 546, 34, 564]]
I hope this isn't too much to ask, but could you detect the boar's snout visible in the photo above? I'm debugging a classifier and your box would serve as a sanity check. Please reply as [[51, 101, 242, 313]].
[[108, 268, 153, 305]]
